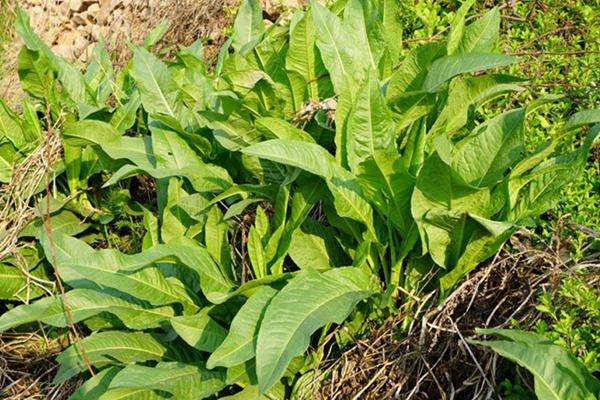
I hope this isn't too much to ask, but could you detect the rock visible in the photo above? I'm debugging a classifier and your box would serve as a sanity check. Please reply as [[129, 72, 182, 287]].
[[51, 44, 74, 59], [109, 0, 123, 10], [97, 3, 111, 25], [72, 11, 88, 26], [56, 29, 80, 46], [87, 3, 100, 19], [77, 23, 93, 36], [58, 1, 71, 18], [140, 7, 152, 21], [69, 0, 83, 12], [74, 36, 88, 54]]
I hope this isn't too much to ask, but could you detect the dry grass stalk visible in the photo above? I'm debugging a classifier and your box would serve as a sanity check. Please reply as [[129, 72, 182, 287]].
[[0, 133, 62, 302]]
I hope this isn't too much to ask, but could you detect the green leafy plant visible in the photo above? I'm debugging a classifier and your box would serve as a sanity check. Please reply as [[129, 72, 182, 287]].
[[0, 0, 598, 397], [471, 328, 600, 400], [534, 272, 600, 372]]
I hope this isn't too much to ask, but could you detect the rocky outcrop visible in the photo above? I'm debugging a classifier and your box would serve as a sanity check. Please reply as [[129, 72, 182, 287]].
[[19, 0, 306, 63]]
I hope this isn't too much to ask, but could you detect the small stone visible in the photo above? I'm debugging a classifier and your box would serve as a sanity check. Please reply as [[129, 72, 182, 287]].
[[140, 7, 152, 21], [74, 36, 87, 53], [97, 3, 111, 25], [109, 0, 123, 10], [51, 44, 74, 60], [77, 23, 93, 36], [57, 29, 80, 46], [69, 0, 83, 12], [87, 3, 100, 18], [72, 11, 88, 26], [58, 1, 71, 18]]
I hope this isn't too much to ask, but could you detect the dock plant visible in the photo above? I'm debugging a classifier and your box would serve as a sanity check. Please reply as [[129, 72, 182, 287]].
[[0, 0, 598, 397]]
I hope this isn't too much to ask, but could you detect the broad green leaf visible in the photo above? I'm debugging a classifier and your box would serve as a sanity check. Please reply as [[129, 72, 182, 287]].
[[21, 100, 43, 141], [451, 108, 526, 187], [108, 362, 225, 400], [131, 46, 183, 118], [0, 288, 175, 332], [232, 0, 265, 54], [85, 37, 114, 105], [109, 91, 142, 132], [256, 267, 373, 393], [163, 237, 236, 304], [44, 234, 197, 309], [456, 7, 500, 54], [0, 293, 54, 331], [374, 0, 403, 62], [471, 329, 600, 400], [429, 74, 525, 138], [204, 206, 232, 277], [386, 42, 446, 100], [17, 47, 53, 100], [388, 91, 437, 132], [207, 286, 278, 369], [248, 226, 268, 278], [345, 72, 395, 172], [98, 388, 164, 400], [267, 178, 326, 270], [335, 76, 359, 168], [311, 1, 368, 92], [97, 136, 155, 169], [159, 178, 190, 243], [55, 332, 172, 383], [62, 120, 122, 147], [0, 264, 46, 300], [219, 384, 280, 400], [438, 216, 514, 295], [358, 152, 415, 236], [144, 21, 169, 49], [286, 11, 332, 99], [0, 98, 25, 149], [446, 0, 476, 55], [422, 53, 518, 93], [0, 144, 17, 182], [412, 154, 493, 217], [60, 258, 196, 310], [565, 109, 600, 127], [289, 219, 349, 270], [343, 0, 387, 70], [276, 70, 309, 113], [20, 210, 90, 238], [16, 9, 88, 105], [68, 367, 121, 400], [255, 117, 316, 143], [504, 141, 557, 211], [171, 313, 228, 353], [50, 233, 235, 305]]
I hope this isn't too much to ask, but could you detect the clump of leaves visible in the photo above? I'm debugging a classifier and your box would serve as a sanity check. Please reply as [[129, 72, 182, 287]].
[[0, 0, 598, 398]]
